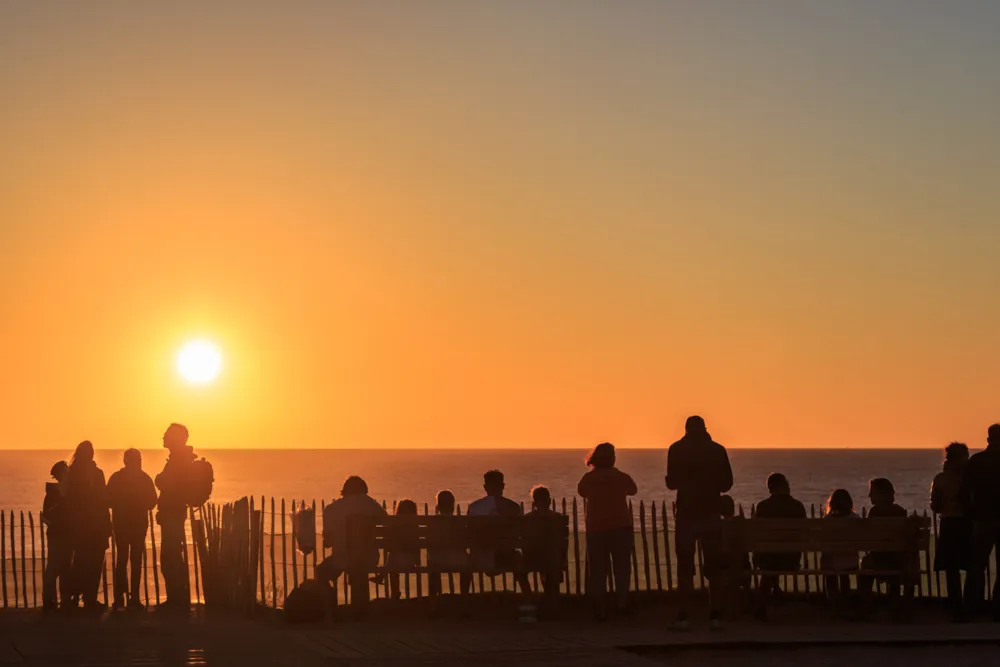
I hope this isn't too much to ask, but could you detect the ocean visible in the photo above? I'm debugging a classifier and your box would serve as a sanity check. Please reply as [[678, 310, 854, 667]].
[[0, 448, 947, 517]]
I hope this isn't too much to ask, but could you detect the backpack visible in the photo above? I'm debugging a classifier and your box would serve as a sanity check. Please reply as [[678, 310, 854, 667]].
[[284, 579, 326, 623], [186, 458, 214, 507], [293, 507, 317, 555]]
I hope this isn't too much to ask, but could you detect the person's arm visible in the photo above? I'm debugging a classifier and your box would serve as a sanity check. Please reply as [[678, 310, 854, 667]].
[[577, 472, 591, 498], [717, 447, 734, 494], [665, 446, 678, 490], [930, 474, 943, 515], [146, 477, 159, 511], [622, 472, 638, 496]]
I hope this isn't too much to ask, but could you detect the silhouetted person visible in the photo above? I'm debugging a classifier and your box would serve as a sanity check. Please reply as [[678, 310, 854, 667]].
[[860, 478, 911, 612], [961, 423, 1000, 620], [318, 476, 386, 598], [527, 485, 555, 516], [578, 443, 637, 619], [107, 448, 158, 609], [386, 499, 419, 599], [717, 495, 751, 609], [155, 423, 196, 609], [65, 441, 111, 611], [525, 485, 559, 594], [41, 461, 71, 611], [931, 442, 973, 620], [752, 473, 806, 618], [821, 489, 860, 606], [666, 416, 733, 631], [466, 470, 532, 595], [428, 490, 465, 598]]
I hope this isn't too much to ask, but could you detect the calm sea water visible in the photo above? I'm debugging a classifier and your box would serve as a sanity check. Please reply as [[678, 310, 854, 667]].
[[0, 448, 946, 517]]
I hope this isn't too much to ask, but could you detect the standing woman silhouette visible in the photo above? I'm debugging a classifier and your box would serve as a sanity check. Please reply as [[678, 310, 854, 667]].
[[65, 441, 111, 610]]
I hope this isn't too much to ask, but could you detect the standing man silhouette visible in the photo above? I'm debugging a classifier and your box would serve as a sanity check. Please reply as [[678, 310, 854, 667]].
[[666, 416, 733, 631], [108, 449, 158, 609], [961, 423, 1000, 620], [155, 423, 196, 609]]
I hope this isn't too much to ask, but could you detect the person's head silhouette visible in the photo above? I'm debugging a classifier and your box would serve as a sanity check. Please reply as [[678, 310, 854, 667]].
[[483, 470, 505, 497], [124, 448, 142, 470], [163, 423, 189, 451], [50, 460, 69, 482], [988, 423, 1000, 447], [868, 477, 895, 507], [341, 475, 368, 497], [436, 490, 455, 515], [944, 442, 969, 468], [685, 415, 708, 438], [531, 485, 551, 511], [585, 442, 616, 469], [827, 488, 854, 516], [766, 473, 790, 495], [72, 440, 94, 466]]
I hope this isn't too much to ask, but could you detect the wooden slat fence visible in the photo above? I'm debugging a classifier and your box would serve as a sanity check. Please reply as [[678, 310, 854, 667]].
[[2, 499, 995, 610]]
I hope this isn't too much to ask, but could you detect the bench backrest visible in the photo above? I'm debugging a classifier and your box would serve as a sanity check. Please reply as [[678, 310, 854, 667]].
[[726, 516, 930, 553], [346, 514, 569, 570]]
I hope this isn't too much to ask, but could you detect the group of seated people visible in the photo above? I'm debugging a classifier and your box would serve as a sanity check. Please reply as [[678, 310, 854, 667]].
[[316, 470, 560, 601], [305, 421, 1000, 628]]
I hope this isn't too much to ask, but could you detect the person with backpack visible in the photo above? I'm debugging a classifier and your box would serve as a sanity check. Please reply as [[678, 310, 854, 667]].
[[155, 423, 213, 609], [961, 424, 1000, 620], [107, 448, 158, 609]]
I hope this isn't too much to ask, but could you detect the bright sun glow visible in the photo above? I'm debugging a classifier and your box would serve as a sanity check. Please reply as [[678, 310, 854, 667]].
[[177, 340, 223, 385]]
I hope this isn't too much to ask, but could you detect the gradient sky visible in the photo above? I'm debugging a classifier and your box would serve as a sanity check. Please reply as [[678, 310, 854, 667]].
[[1, 2, 998, 450]]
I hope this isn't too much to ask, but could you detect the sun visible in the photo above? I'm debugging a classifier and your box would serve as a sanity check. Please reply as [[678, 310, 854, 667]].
[[177, 340, 223, 385]]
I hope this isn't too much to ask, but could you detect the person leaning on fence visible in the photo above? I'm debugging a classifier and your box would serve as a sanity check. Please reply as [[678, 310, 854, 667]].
[[752, 473, 807, 619], [107, 448, 158, 610], [578, 443, 638, 620], [960, 423, 1000, 621], [65, 440, 112, 611], [318, 475, 386, 603], [665, 416, 733, 631], [820, 489, 860, 607], [931, 442, 974, 621], [41, 460, 72, 611]]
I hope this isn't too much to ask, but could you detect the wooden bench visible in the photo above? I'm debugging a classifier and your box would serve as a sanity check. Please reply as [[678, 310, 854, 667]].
[[345, 514, 569, 608], [724, 516, 930, 605]]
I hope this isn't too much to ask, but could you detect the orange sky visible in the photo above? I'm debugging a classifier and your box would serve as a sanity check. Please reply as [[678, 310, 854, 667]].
[[1, 3, 998, 450]]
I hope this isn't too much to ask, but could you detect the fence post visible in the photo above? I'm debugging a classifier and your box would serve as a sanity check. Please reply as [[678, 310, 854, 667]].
[[270, 497, 278, 610], [1, 511, 7, 608], [571, 498, 581, 596], [28, 513, 37, 608], [629, 500, 640, 592], [661, 502, 673, 591], [9, 512, 17, 608], [20, 511, 28, 608], [639, 501, 651, 593], [259, 497, 266, 606], [290, 499, 298, 594], [650, 500, 663, 591]]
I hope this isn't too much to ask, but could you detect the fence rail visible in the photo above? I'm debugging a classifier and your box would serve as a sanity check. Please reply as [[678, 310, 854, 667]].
[[2, 499, 995, 610]]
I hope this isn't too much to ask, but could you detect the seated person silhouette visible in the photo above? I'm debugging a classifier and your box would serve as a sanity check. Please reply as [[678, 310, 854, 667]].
[[752, 473, 806, 618], [428, 490, 468, 597], [465, 470, 532, 595], [318, 476, 386, 601]]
